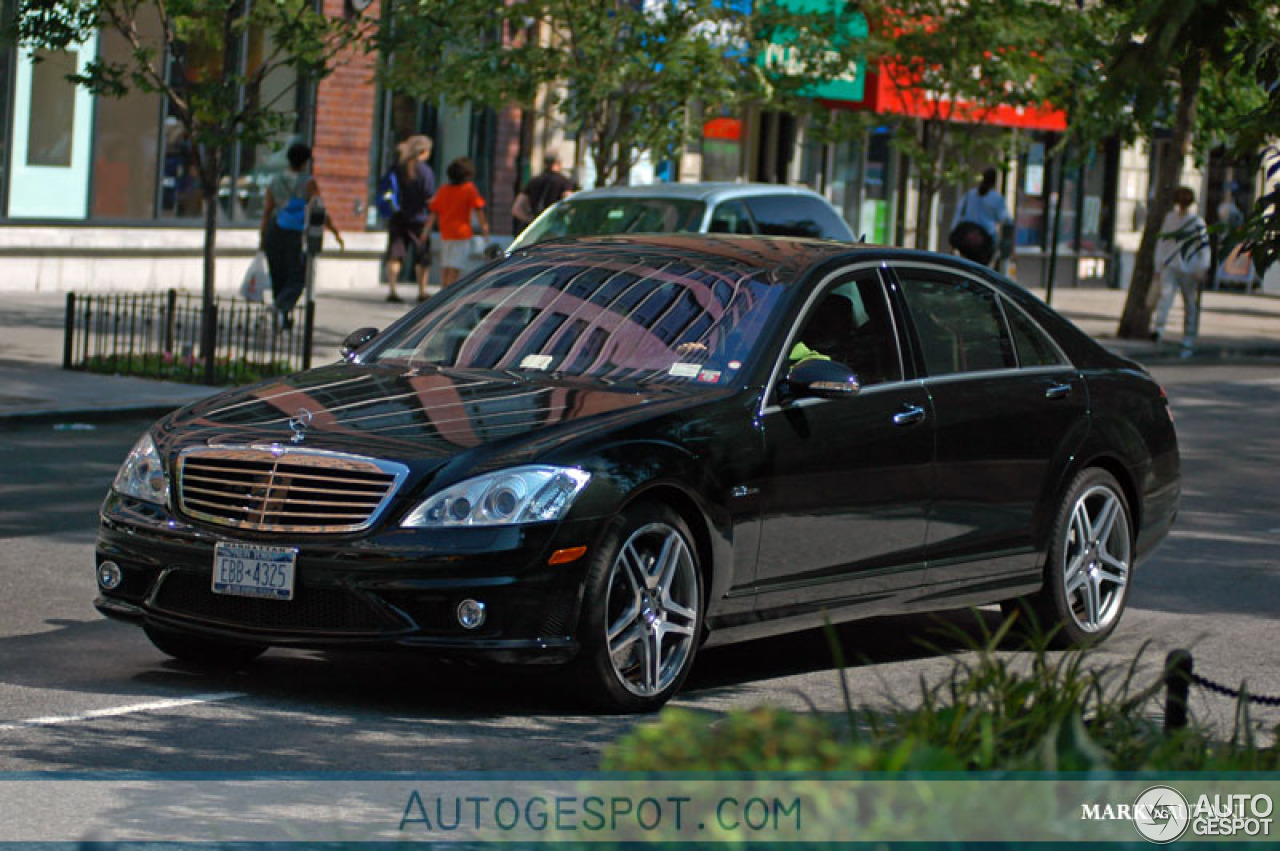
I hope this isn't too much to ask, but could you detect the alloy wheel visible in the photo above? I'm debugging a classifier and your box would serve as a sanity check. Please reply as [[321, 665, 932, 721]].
[[1062, 483, 1131, 634], [604, 522, 700, 698]]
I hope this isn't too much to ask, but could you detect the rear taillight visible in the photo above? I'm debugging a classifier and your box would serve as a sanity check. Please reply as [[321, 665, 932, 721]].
[[1159, 384, 1174, 424]]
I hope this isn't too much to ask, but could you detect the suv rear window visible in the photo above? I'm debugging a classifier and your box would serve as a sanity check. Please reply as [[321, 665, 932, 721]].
[[742, 195, 853, 240], [512, 198, 705, 248]]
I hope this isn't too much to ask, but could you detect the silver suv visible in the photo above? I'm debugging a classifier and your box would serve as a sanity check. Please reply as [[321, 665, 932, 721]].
[[507, 182, 855, 250]]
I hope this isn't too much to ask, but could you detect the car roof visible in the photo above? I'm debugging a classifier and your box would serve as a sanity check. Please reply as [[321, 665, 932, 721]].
[[560, 182, 834, 204], [511, 233, 875, 284]]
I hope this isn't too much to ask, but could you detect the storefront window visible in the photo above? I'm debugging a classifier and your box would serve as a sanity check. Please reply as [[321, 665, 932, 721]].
[[158, 19, 306, 222], [26, 49, 77, 167], [91, 25, 162, 219], [232, 22, 306, 222], [372, 91, 498, 219]]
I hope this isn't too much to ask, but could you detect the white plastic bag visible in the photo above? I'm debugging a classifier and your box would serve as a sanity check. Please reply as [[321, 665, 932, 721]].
[[469, 235, 488, 258], [239, 252, 270, 303]]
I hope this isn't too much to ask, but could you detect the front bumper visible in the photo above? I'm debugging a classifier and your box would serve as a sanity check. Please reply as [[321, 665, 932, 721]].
[[95, 493, 600, 663]]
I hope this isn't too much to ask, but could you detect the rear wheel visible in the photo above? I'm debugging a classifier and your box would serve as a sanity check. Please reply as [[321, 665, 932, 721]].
[[1010, 468, 1133, 647], [144, 624, 266, 668], [574, 502, 703, 713]]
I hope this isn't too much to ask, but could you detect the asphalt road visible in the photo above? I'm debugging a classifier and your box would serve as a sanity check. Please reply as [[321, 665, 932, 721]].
[[0, 363, 1277, 772]]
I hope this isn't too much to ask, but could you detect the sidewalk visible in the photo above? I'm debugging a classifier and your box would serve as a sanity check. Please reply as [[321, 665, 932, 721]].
[[2, 284, 1279, 423]]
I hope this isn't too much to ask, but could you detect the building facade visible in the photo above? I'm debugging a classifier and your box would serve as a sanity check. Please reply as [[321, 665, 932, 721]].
[[0, 0, 522, 293]]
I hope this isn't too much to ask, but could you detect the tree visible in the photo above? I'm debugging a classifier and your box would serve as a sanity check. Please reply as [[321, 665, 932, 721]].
[[381, 0, 863, 187], [860, 0, 1070, 249], [9, 0, 371, 381], [1081, 0, 1273, 339]]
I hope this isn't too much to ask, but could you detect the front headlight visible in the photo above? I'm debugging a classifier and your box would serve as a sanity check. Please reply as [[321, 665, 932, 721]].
[[402, 465, 591, 528], [111, 433, 169, 506]]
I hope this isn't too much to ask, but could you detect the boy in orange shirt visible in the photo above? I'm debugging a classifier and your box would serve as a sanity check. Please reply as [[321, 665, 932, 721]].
[[425, 157, 491, 288]]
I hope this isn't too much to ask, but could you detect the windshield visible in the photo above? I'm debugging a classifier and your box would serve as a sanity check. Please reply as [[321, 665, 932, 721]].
[[509, 198, 706, 250], [364, 247, 787, 388]]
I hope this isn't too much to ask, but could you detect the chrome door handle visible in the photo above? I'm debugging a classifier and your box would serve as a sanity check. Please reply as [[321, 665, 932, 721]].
[[1045, 383, 1073, 400], [893, 404, 926, 426]]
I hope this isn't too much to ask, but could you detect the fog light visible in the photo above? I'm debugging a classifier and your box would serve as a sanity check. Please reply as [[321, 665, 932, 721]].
[[457, 599, 486, 630], [97, 561, 123, 590]]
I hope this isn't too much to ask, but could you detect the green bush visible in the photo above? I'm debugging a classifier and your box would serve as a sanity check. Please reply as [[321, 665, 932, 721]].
[[83, 354, 295, 385], [606, 622, 1280, 772]]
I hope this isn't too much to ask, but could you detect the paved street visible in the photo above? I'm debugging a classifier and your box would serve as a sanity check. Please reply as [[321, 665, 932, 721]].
[[0, 359, 1277, 769]]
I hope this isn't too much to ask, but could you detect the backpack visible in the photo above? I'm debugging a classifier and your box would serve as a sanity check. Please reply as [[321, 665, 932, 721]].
[[375, 167, 401, 218]]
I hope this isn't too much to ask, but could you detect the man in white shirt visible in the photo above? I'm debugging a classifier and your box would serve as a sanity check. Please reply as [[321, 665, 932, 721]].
[[950, 168, 1013, 267]]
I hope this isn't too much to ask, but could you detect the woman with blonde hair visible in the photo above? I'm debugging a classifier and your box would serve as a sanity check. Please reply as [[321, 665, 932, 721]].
[[383, 134, 436, 302]]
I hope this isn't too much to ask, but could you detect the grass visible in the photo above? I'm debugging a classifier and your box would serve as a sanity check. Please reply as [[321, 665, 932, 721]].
[[82, 353, 297, 386]]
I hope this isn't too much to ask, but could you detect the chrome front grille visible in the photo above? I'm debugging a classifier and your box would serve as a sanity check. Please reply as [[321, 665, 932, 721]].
[[177, 447, 407, 533]]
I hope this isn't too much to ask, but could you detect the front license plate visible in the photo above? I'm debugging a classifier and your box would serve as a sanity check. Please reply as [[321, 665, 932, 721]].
[[212, 542, 296, 600]]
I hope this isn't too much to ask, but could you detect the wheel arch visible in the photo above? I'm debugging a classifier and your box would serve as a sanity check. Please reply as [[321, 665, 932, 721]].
[[621, 483, 719, 603], [1065, 452, 1141, 539]]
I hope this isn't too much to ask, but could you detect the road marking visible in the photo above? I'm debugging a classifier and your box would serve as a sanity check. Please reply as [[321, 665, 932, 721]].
[[1168, 530, 1278, 546], [0, 692, 246, 732]]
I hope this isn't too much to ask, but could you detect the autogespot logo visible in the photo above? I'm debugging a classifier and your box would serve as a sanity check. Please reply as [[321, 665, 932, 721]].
[[1132, 786, 1191, 844]]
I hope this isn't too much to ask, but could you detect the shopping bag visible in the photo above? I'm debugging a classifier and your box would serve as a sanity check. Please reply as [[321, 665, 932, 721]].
[[239, 252, 270, 303]]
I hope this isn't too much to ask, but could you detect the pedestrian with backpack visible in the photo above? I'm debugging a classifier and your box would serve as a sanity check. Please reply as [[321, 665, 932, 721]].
[[948, 167, 1012, 268], [381, 135, 435, 303], [260, 143, 344, 330]]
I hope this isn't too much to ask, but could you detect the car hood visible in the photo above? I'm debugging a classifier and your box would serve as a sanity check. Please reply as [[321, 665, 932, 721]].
[[157, 362, 705, 470]]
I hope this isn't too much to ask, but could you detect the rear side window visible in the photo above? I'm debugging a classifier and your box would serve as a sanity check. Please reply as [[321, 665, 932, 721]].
[[898, 272, 1016, 376], [709, 201, 755, 234], [1004, 299, 1066, 367], [742, 195, 852, 240]]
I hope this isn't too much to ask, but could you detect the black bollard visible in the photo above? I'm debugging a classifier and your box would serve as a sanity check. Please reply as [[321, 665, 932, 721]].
[[1164, 649, 1193, 732]]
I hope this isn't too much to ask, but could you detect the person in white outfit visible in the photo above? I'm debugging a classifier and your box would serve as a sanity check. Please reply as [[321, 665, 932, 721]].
[[1152, 186, 1209, 355]]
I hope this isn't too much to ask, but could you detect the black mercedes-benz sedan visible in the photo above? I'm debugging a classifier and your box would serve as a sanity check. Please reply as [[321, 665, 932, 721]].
[[97, 235, 1179, 712]]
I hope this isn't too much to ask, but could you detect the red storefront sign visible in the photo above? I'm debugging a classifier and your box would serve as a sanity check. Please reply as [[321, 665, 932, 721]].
[[857, 64, 1066, 131]]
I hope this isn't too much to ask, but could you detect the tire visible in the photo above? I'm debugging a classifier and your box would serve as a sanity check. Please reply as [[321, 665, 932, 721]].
[[573, 502, 704, 713], [144, 624, 266, 668], [1011, 468, 1134, 648]]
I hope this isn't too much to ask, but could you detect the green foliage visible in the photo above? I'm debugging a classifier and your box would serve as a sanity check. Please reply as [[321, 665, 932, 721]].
[[857, 1, 1073, 246], [382, 0, 864, 186], [606, 622, 1280, 773]]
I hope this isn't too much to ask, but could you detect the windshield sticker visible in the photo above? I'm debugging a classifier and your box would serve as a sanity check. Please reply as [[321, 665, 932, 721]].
[[520, 354, 554, 371], [697, 369, 722, 384], [668, 363, 701, 379]]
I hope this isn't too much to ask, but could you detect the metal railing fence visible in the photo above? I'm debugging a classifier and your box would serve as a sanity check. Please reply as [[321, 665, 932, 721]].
[[63, 290, 314, 385]]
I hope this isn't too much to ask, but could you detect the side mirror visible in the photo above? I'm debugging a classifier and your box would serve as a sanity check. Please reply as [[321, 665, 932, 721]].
[[340, 327, 379, 362], [783, 358, 860, 400]]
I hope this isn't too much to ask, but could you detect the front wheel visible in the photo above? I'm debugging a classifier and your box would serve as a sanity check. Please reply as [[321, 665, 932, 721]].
[[1013, 468, 1133, 648], [574, 503, 703, 713]]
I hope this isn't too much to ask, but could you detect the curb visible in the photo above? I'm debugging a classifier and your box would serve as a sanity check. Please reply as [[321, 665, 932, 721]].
[[0, 403, 191, 427]]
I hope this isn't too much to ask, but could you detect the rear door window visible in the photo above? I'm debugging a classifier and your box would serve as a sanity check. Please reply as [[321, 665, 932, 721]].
[[896, 270, 1016, 376], [742, 195, 852, 240], [1003, 298, 1067, 367]]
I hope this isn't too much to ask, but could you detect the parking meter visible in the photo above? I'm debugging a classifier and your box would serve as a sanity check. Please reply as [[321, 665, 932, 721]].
[[306, 197, 327, 255]]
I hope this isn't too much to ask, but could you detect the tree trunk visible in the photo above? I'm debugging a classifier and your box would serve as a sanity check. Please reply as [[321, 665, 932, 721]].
[[912, 123, 931, 249], [1117, 51, 1202, 339], [199, 150, 220, 385]]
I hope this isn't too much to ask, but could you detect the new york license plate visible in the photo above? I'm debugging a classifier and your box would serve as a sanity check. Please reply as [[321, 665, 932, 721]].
[[212, 542, 296, 600]]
